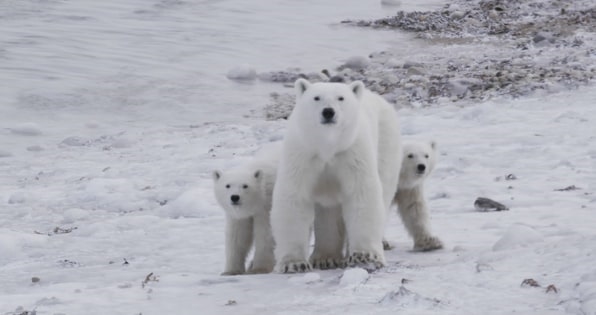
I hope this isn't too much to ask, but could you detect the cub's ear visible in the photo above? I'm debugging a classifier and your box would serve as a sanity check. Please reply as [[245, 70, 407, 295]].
[[213, 170, 221, 181], [349, 81, 365, 99], [254, 170, 262, 180], [430, 140, 437, 151], [295, 78, 311, 96]]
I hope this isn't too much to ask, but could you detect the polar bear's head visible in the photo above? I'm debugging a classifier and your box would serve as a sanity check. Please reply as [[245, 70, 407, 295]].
[[213, 167, 265, 219], [399, 140, 437, 189], [290, 78, 364, 158]]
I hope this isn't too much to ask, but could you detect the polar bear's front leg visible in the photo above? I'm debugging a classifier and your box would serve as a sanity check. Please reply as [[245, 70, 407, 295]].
[[395, 188, 443, 251], [247, 212, 275, 274], [338, 167, 387, 270], [271, 188, 314, 273], [222, 216, 254, 276], [309, 205, 346, 270]]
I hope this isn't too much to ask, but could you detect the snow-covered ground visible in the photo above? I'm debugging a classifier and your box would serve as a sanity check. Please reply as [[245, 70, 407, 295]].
[[1, 0, 596, 314]]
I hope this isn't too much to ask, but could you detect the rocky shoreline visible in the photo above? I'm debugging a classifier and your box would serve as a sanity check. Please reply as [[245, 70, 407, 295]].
[[259, 0, 596, 120]]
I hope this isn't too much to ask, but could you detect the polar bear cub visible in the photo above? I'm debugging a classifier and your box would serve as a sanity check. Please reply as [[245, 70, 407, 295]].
[[213, 143, 281, 275], [271, 79, 402, 273], [393, 140, 443, 251]]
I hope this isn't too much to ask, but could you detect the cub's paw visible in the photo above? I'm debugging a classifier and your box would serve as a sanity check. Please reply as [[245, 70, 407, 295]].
[[347, 252, 384, 271], [221, 270, 244, 276], [309, 256, 346, 270], [276, 260, 312, 273], [414, 236, 444, 252]]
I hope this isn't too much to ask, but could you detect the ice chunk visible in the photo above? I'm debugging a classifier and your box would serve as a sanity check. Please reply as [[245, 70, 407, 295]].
[[226, 65, 257, 81], [9, 123, 42, 136], [492, 225, 541, 251], [339, 268, 369, 286], [288, 272, 321, 285]]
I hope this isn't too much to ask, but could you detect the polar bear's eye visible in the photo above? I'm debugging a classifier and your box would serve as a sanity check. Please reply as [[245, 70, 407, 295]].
[[225, 184, 230, 189], [425, 154, 429, 158], [338, 96, 344, 101], [243, 184, 248, 189], [407, 154, 414, 159], [314, 96, 320, 101]]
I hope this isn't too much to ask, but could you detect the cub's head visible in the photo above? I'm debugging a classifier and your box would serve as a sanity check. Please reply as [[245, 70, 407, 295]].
[[292, 78, 364, 129], [212, 168, 264, 219], [399, 140, 437, 189]]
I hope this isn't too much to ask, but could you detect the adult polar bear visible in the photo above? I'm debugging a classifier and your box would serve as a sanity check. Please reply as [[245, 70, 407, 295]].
[[271, 79, 402, 273]]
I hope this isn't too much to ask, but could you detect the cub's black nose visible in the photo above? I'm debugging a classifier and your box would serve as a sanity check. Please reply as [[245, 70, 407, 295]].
[[230, 195, 240, 203], [322, 107, 335, 121], [417, 164, 426, 172]]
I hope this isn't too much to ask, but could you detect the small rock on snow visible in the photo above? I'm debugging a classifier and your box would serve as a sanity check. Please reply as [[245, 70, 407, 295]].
[[474, 197, 509, 211], [0, 150, 13, 157]]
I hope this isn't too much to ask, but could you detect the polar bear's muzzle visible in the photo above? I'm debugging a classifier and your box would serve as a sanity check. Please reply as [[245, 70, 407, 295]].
[[230, 194, 241, 205], [321, 107, 336, 124], [416, 163, 426, 175]]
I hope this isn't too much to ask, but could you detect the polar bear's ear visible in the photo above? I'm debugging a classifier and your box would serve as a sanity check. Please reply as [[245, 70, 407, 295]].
[[295, 78, 311, 96], [349, 81, 365, 99], [430, 140, 437, 151], [213, 170, 221, 181]]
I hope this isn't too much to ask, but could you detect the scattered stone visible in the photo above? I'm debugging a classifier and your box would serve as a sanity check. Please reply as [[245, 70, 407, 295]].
[[521, 278, 540, 287], [554, 185, 581, 191], [141, 272, 159, 288], [31, 277, 40, 283], [474, 197, 509, 211], [545, 284, 559, 293], [263, 92, 294, 120], [225, 300, 237, 306], [261, 0, 596, 114]]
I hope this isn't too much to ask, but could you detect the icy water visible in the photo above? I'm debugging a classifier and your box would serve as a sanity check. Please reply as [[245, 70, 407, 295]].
[[0, 0, 444, 125]]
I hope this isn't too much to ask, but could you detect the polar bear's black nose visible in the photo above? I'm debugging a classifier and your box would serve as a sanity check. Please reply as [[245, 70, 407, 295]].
[[230, 195, 240, 203], [417, 164, 426, 172], [321, 107, 335, 121]]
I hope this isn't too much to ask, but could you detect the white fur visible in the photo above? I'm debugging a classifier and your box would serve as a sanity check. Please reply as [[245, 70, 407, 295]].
[[393, 140, 443, 251], [271, 79, 402, 272], [213, 143, 281, 275]]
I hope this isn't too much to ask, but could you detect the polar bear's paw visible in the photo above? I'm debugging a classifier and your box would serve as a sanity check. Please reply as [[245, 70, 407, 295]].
[[309, 256, 346, 270], [347, 252, 384, 271], [247, 265, 274, 274], [413, 236, 443, 252], [221, 270, 244, 276], [277, 260, 312, 273]]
